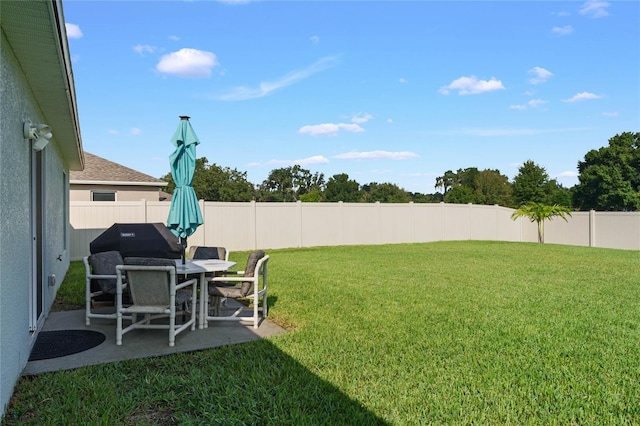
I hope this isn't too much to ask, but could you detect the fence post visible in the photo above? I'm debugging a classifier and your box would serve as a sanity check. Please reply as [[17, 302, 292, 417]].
[[440, 202, 445, 240], [494, 204, 499, 241], [376, 201, 381, 244], [589, 209, 596, 248], [198, 199, 205, 247], [339, 201, 344, 246], [297, 200, 303, 248], [410, 201, 415, 243], [250, 200, 257, 250], [142, 199, 147, 223]]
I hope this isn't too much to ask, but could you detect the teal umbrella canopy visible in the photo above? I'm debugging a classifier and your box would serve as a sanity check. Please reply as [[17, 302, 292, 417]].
[[167, 116, 203, 243]]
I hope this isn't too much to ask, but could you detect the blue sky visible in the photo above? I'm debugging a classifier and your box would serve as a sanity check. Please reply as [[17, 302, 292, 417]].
[[63, 0, 639, 194]]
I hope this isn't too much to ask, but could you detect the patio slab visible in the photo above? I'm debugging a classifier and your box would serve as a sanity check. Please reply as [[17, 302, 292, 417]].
[[23, 304, 286, 375]]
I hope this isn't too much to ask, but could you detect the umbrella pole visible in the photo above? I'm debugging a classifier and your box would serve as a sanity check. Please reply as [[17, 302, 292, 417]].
[[182, 237, 187, 265]]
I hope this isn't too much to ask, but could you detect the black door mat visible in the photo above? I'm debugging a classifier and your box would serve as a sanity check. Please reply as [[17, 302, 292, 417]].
[[29, 330, 106, 361]]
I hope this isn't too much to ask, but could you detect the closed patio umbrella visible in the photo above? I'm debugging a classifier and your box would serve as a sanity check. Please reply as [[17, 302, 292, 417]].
[[167, 116, 203, 263]]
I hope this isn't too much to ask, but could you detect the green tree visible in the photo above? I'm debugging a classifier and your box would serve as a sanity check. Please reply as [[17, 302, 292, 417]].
[[324, 173, 361, 202], [410, 192, 441, 203], [511, 202, 572, 243], [257, 165, 323, 202], [444, 185, 474, 204], [440, 167, 512, 206], [360, 182, 411, 203], [512, 160, 571, 208], [162, 157, 254, 201], [435, 170, 458, 197], [299, 188, 322, 202], [473, 169, 513, 206], [573, 132, 640, 211]]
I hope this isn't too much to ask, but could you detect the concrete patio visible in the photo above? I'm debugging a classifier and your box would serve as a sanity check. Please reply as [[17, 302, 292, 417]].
[[24, 303, 286, 375]]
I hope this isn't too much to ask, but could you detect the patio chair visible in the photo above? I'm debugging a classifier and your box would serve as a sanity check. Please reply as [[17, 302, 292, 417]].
[[188, 246, 229, 261], [84, 250, 128, 325], [115, 257, 197, 347], [205, 250, 269, 329]]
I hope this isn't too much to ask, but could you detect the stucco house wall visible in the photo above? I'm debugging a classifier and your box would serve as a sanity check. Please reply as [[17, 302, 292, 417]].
[[0, 0, 83, 417]]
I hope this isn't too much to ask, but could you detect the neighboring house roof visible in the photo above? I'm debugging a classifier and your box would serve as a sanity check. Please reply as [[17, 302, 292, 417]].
[[70, 152, 168, 187]]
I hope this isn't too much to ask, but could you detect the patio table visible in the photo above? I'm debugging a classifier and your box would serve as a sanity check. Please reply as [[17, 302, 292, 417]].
[[175, 259, 236, 329]]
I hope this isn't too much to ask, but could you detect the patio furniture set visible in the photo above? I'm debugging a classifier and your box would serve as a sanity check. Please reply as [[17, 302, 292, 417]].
[[84, 247, 269, 347]]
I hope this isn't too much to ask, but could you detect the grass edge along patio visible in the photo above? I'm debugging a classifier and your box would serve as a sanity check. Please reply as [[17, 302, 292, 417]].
[[5, 241, 640, 424]]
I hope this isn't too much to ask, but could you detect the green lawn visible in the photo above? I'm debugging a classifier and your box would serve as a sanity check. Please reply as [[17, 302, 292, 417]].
[[5, 241, 640, 424]]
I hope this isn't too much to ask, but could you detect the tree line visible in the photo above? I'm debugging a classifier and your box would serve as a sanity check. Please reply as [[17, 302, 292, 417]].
[[162, 132, 640, 211]]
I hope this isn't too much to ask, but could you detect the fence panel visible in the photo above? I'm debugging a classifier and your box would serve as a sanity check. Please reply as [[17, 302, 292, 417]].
[[69, 201, 640, 260], [300, 202, 344, 247], [379, 203, 413, 244], [201, 202, 254, 251], [442, 204, 472, 241], [594, 212, 640, 250], [342, 203, 381, 245], [411, 203, 445, 243], [255, 202, 301, 249]]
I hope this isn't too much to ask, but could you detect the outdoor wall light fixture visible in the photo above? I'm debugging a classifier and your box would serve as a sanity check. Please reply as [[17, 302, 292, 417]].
[[23, 121, 53, 151]]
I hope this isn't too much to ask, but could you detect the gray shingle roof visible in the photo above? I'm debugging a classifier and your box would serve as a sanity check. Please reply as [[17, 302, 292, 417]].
[[70, 152, 167, 185]]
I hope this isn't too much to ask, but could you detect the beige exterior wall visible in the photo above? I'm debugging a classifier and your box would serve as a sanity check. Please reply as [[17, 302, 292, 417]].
[[69, 201, 640, 261], [70, 184, 162, 202]]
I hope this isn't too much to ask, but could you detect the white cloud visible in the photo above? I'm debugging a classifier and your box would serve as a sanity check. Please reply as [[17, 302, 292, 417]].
[[563, 92, 602, 102], [298, 122, 364, 136], [351, 113, 372, 124], [509, 99, 546, 110], [552, 25, 574, 35], [399, 78, 408, 83], [169, 35, 180, 41], [552, 11, 571, 17], [156, 48, 219, 78], [579, 0, 610, 18], [130, 128, 142, 135], [556, 171, 578, 178], [65, 23, 83, 39], [133, 44, 158, 56], [295, 155, 329, 166], [108, 129, 119, 135], [299, 123, 340, 136], [528, 67, 553, 84], [439, 75, 505, 95], [602, 111, 618, 117], [528, 99, 547, 108], [310, 35, 320, 44], [387, 118, 393, 124], [338, 123, 365, 133], [218, 56, 338, 101], [334, 151, 418, 160]]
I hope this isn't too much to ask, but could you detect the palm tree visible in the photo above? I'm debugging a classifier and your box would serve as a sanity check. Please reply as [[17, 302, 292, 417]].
[[511, 202, 572, 243]]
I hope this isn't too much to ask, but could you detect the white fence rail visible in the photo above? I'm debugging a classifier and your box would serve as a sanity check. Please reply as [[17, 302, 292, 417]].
[[69, 201, 640, 260]]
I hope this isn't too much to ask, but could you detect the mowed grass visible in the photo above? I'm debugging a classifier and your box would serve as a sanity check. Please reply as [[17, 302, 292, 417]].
[[5, 241, 640, 425]]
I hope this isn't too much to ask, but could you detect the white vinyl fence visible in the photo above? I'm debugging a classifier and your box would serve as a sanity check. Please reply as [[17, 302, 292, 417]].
[[69, 201, 640, 260]]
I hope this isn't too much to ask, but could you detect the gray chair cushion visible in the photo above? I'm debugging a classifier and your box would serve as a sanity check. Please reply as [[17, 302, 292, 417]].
[[208, 285, 245, 299], [208, 250, 265, 298], [123, 257, 191, 305], [191, 246, 226, 260], [241, 250, 265, 296], [89, 251, 124, 294]]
